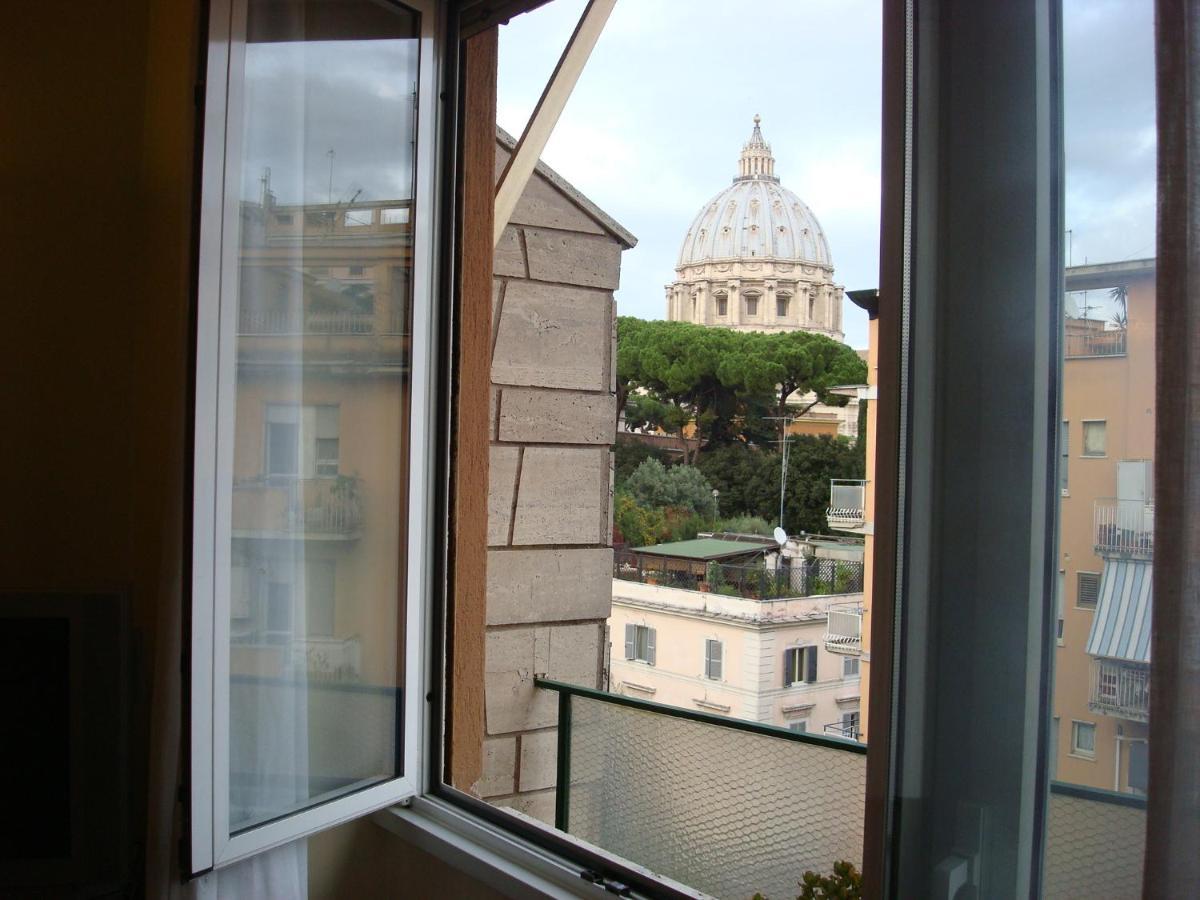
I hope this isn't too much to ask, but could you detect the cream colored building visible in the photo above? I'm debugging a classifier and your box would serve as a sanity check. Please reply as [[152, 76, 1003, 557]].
[[609, 537, 865, 738], [1052, 259, 1155, 794]]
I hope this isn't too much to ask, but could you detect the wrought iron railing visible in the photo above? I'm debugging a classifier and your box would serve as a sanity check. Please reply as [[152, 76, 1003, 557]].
[[534, 679, 1147, 900], [1089, 658, 1150, 722], [1065, 328, 1127, 358], [231, 477, 363, 537], [613, 550, 864, 600], [827, 478, 867, 530], [1094, 498, 1154, 558], [824, 600, 863, 654], [238, 308, 377, 334]]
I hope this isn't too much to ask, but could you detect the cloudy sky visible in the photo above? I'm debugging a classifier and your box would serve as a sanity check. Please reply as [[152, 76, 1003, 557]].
[[499, 0, 1156, 349]]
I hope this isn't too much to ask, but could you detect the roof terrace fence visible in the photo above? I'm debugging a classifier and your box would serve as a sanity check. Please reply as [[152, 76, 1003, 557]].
[[614, 549, 864, 600]]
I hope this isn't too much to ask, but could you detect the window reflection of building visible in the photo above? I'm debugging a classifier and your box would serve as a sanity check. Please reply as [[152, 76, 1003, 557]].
[[229, 196, 413, 688]]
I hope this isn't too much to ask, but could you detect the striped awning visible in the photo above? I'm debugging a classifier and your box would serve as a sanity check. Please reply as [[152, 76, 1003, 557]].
[[1085, 560, 1153, 664]]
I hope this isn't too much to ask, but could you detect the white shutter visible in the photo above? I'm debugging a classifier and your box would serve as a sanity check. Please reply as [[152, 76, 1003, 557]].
[[646, 627, 656, 666], [708, 640, 723, 680], [624, 623, 636, 660]]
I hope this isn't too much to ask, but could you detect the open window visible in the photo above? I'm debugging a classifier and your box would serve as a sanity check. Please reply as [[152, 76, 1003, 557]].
[[189, 0, 440, 872]]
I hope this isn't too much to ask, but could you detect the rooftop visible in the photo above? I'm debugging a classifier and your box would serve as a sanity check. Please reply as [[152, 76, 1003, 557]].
[[629, 537, 774, 561]]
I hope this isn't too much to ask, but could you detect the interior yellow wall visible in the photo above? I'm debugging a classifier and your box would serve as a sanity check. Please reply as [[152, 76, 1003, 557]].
[[1, 2, 495, 893]]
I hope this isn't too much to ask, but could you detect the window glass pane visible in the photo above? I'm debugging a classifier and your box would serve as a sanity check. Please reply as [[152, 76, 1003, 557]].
[[224, 0, 418, 833], [1082, 420, 1107, 456], [1047, 3, 1155, 895]]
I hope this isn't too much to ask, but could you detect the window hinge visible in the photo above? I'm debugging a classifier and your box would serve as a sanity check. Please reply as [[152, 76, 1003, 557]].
[[581, 870, 633, 896]]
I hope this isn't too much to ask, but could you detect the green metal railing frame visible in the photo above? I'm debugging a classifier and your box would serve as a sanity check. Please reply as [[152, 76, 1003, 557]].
[[536, 677, 866, 831], [536, 679, 1145, 834]]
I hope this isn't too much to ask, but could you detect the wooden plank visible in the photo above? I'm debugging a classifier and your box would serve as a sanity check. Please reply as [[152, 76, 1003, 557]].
[[446, 25, 497, 793], [493, 0, 617, 247], [861, 0, 906, 893], [1145, 1, 1200, 894]]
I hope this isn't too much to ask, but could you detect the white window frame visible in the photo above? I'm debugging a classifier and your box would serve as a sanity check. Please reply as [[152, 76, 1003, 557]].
[[1081, 418, 1107, 457], [704, 638, 723, 680], [1076, 570, 1101, 609], [1070, 720, 1097, 759], [843, 655, 861, 678], [188, 0, 440, 873]]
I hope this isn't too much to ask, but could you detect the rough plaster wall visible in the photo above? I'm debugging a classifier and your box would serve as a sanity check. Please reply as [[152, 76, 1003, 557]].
[[477, 157, 623, 823]]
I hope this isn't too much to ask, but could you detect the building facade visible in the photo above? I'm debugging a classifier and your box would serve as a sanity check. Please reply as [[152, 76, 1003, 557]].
[[609, 536, 865, 738], [666, 117, 844, 341], [1052, 259, 1155, 794]]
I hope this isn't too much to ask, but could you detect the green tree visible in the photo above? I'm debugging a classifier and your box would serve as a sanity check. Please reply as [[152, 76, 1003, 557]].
[[613, 493, 668, 548], [616, 316, 867, 458], [624, 459, 718, 518], [614, 440, 675, 488], [696, 437, 864, 534]]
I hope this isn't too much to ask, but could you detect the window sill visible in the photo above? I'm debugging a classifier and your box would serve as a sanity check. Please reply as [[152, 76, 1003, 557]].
[[1068, 752, 1097, 762], [372, 796, 702, 899]]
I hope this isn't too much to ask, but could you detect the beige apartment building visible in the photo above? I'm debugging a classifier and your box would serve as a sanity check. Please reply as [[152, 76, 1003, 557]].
[[609, 536, 866, 738], [1052, 258, 1155, 794]]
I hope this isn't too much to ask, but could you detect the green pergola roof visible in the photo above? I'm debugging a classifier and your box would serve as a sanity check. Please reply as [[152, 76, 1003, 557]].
[[630, 538, 773, 562]]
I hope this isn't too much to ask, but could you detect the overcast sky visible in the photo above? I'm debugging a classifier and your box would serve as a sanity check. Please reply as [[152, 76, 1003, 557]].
[[499, 0, 1156, 349]]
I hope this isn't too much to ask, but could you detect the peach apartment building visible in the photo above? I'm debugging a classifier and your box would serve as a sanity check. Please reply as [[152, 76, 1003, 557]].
[[1052, 258, 1155, 794]]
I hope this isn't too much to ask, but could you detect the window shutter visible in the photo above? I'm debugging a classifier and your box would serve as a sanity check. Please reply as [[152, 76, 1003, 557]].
[[783, 648, 795, 687], [646, 628, 656, 666], [711, 640, 722, 679], [806, 646, 818, 683], [624, 623, 635, 660]]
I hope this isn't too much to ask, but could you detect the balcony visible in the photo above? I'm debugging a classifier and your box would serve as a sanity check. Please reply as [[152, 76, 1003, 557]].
[[614, 551, 864, 601], [826, 479, 867, 532], [535, 679, 1147, 900], [1089, 659, 1150, 722], [1065, 328, 1127, 358], [823, 600, 863, 655], [1094, 498, 1154, 558], [823, 720, 862, 741], [239, 309, 377, 335], [232, 477, 363, 539]]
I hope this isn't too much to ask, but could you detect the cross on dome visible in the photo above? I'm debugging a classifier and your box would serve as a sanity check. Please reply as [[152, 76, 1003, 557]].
[[738, 114, 777, 182]]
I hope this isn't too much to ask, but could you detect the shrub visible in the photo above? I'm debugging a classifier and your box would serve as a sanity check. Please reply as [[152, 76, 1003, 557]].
[[624, 459, 718, 518], [716, 514, 774, 536]]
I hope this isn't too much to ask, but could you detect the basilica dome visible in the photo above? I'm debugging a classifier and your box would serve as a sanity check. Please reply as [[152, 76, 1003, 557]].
[[677, 116, 832, 269]]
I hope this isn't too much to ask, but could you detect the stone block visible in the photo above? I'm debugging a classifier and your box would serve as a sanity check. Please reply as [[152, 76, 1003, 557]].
[[518, 730, 558, 793], [494, 789, 557, 827], [494, 226, 526, 277], [488, 446, 520, 546], [491, 280, 612, 391], [486, 548, 614, 626], [498, 389, 616, 444], [512, 447, 608, 545], [477, 736, 516, 798], [524, 229, 621, 290], [484, 623, 602, 734]]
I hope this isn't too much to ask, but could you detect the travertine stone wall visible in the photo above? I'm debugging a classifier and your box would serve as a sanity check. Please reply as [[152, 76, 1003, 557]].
[[477, 143, 627, 823]]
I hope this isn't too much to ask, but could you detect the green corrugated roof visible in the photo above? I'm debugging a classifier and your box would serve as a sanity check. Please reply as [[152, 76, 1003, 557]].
[[630, 538, 773, 561]]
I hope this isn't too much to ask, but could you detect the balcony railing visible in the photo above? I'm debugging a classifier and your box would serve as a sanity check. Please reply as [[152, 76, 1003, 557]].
[[827, 478, 867, 531], [534, 679, 1146, 900], [823, 600, 863, 655], [1065, 328, 1127, 358], [294, 635, 362, 682], [231, 477, 363, 538], [1089, 658, 1150, 722], [239, 309, 377, 335], [614, 550, 863, 601], [823, 720, 862, 741], [1094, 498, 1154, 558]]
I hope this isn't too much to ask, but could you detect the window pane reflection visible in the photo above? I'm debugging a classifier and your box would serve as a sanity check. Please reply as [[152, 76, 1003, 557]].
[[225, 0, 418, 832]]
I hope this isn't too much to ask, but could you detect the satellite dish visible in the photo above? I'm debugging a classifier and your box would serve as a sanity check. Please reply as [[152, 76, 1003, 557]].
[[773, 526, 788, 546]]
